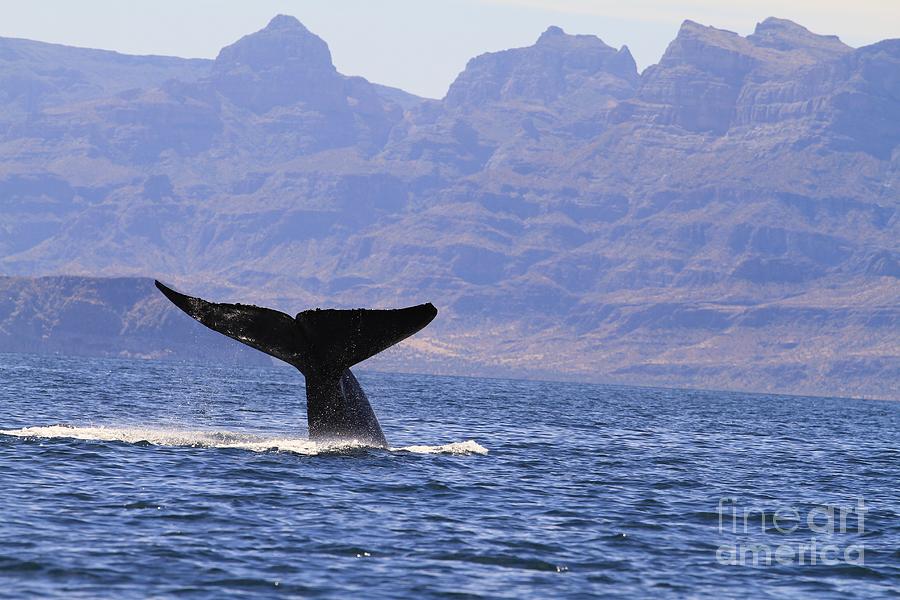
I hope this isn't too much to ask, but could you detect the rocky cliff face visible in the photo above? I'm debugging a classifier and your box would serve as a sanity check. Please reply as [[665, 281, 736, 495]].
[[446, 26, 638, 108], [207, 15, 401, 152], [0, 276, 268, 364], [0, 36, 208, 126], [0, 16, 896, 399], [634, 18, 853, 133], [212, 15, 341, 112]]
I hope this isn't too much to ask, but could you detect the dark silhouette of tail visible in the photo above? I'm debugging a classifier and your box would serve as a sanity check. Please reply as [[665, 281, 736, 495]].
[[293, 304, 437, 377], [155, 280, 304, 366], [154, 280, 437, 446]]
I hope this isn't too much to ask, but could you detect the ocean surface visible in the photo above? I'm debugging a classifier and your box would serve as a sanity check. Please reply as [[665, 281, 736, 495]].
[[0, 353, 897, 598]]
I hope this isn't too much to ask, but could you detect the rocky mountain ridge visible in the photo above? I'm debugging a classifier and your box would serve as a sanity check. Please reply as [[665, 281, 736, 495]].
[[0, 15, 896, 399]]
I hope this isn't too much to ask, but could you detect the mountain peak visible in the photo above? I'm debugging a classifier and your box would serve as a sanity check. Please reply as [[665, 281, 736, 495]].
[[211, 15, 341, 112], [537, 25, 566, 42], [664, 17, 851, 69], [214, 14, 334, 72], [535, 25, 615, 52], [674, 19, 742, 44], [658, 19, 753, 73], [749, 16, 850, 57], [756, 16, 806, 32], [264, 14, 306, 31], [444, 24, 634, 107]]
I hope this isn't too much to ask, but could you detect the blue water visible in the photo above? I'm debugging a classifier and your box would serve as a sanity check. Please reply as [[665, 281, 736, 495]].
[[0, 353, 897, 598]]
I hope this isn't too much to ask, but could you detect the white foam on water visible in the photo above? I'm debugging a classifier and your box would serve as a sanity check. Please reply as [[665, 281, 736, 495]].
[[0, 425, 488, 456], [393, 440, 489, 455]]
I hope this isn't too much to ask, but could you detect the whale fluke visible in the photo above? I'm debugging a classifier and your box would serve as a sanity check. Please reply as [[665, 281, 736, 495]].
[[155, 280, 303, 366], [154, 280, 437, 447]]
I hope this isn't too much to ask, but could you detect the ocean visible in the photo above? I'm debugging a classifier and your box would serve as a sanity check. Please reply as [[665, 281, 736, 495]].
[[0, 353, 897, 598]]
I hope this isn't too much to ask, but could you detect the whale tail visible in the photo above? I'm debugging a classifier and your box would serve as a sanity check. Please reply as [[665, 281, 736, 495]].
[[154, 280, 438, 447], [154, 280, 436, 375]]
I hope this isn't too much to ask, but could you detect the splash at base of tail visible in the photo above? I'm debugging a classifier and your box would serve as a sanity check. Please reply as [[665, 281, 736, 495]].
[[154, 280, 437, 448], [0, 425, 488, 456]]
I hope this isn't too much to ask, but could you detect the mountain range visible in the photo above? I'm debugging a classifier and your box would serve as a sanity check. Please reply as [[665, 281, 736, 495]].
[[0, 15, 897, 399]]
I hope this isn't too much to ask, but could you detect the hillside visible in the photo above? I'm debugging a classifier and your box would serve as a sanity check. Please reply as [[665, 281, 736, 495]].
[[0, 16, 897, 399]]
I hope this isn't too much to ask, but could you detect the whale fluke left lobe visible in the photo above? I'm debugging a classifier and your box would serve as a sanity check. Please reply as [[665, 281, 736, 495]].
[[154, 280, 303, 367]]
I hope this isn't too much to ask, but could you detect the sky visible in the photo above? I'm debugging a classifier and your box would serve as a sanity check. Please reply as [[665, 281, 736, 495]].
[[0, 0, 896, 98]]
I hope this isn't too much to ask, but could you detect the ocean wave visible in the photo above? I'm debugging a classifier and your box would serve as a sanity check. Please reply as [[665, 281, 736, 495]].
[[0, 425, 488, 456]]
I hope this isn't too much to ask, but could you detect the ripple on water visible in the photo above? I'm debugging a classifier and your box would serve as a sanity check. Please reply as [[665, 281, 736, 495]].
[[0, 354, 897, 598]]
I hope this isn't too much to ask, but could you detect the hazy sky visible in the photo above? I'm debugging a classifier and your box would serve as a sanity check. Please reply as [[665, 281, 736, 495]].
[[1, 0, 896, 98]]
